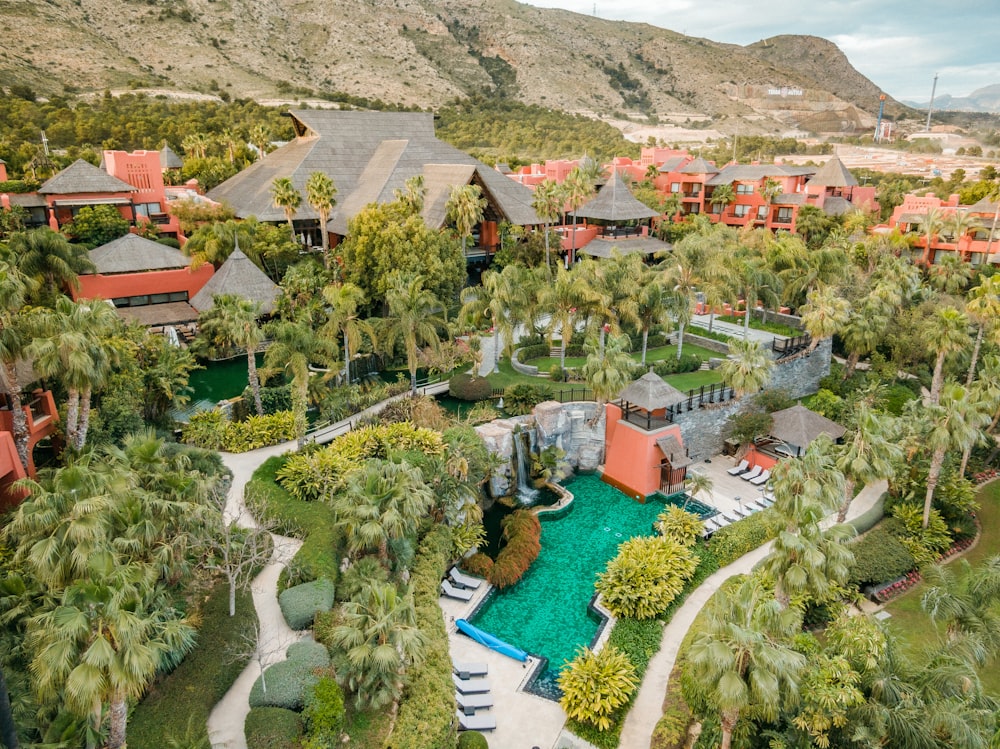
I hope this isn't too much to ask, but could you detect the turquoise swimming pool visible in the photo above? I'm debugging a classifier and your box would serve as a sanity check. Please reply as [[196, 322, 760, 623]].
[[470, 473, 669, 697]]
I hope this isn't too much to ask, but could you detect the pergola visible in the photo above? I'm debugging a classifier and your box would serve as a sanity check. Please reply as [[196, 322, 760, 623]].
[[617, 370, 686, 431], [570, 171, 659, 231]]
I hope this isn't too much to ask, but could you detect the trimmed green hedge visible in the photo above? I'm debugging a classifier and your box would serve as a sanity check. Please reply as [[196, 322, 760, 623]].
[[387, 525, 456, 749], [249, 640, 331, 710], [129, 582, 257, 748], [847, 526, 916, 588], [244, 707, 304, 749], [449, 372, 493, 401], [244, 455, 342, 590], [182, 409, 297, 452], [278, 578, 336, 630], [708, 510, 783, 567], [457, 731, 489, 749]]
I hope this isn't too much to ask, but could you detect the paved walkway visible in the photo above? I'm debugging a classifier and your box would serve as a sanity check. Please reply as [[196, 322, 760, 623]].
[[689, 314, 780, 345]]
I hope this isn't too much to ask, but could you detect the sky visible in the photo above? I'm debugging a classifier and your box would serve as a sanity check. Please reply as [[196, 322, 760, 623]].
[[519, 0, 999, 102]]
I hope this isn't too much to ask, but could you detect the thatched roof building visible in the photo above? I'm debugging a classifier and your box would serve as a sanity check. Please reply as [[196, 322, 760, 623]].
[[190, 249, 279, 314]]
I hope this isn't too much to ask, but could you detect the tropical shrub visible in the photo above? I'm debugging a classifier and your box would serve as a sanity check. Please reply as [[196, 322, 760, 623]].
[[460, 552, 495, 578], [708, 509, 782, 567], [302, 674, 345, 748], [847, 527, 916, 588], [656, 507, 703, 548], [488, 510, 541, 589], [503, 383, 552, 415], [249, 640, 331, 710], [549, 363, 568, 382], [457, 731, 490, 749], [233, 384, 293, 420], [277, 423, 445, 501], [386, 526, 456, 749], [516, 343, 550, 362], [336, 557, 389, 602], [889, 504, 952, 565], [449, 372, 493, 401], [182, 409, 297, 452], [651, 354, 702, 376], [559, 645, 638, 731], [278, 578, 336, 630], [244, 707, 304, 749], [596, 537, 698, 619]]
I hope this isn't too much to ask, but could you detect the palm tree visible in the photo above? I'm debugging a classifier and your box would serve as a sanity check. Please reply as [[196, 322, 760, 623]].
[[380, 273, 445, 396], [577, 253, 641, 359], [834, 403, 901, 521], [780, 243, 849, 307], [0, 259, 32, 471], [799, 285, 850, 354], [327, 581, 426, 710], [918, 382, 989, 529], [562, 167, 594, 265], [197, 294, 265, 416], [685, 577, 805, 749], [684, 470, 714, 510], [321, 282, 374, 386], [532, 178, 564, 271], [8, 228, 93, 305], [181, 132, 210, 159], [709, 183, 735, 216], [662, 247, 701, 361], [921, 556, 1000, 661], [181, 218, 257, 269], [445, 183, 487, 259], [725, 247, 782, 339], [719, 339, 773, 398], [841, 297, 891, 378], [964, 274, 1000, 385], [218, 128, 241, 164], [264, 318, 335, 446], [928, 252, 974, 294], [634, 273, 671, 365], [923, 305, 970, 404], [580, 333, 633, 426], [305, 171, 337, 267], [25, 564, 196, 749], [248, 125, 270, 160], [916, 207, 945, 266], [270, 177, 301, 232], [329, 459, 434, 563], [539, 266, 591, 373], [761, 519, 854, 609]]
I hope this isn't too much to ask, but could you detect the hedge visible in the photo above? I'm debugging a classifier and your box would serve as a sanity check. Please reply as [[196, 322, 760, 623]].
[[457, 731, 489, 749], [249, 640, 331, 710], [182, 409, 297, 452], [129, 582, 257, 748], [651, 354, 702, 376], [278, 578, 336, 630], [449, 372, 493, 401], [488, 510, 541, 588], [244, 707, 304, 749], [245, 455, 342, 590], [847, 526, 916, 588], [387, 525, 456, 749], [708, 510, 783, 567]]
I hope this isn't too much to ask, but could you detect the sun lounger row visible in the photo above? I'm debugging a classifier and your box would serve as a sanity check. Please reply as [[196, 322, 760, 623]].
[[701, 496, 776, 536], [440, 567, 486, 602], [454, 665, 495, 732], [727, 460, 771, 486]]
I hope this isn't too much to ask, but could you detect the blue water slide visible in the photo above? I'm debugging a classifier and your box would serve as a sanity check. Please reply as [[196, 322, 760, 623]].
[[456, 619, 529, 662]]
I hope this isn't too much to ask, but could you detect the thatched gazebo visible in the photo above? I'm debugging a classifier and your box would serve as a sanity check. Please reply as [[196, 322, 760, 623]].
[[190, 248, 280, 315], [570, 171, 659, 236], [617, 370, 686, 430], [768, 403, 846, 457]]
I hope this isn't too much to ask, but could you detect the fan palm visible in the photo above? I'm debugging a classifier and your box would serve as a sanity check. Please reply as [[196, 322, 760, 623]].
[[964, 274, 1000, 384], [539, 266, 592, 373], [634, 273, 671, 365], [445, 183, 487, 259], [923, 305, 970, 405], [8, 228, 93, 305], [562, 167, 594, 264], [834, 403, 901, 521], [264, 318, 335, 446], [270, 177, 301, 231], [532, 178, 564, 271], [321, 281, 374, 386], [709, 183, 735, 214], [580, 333, 634, 425], [305, 171, 337, 266], [719, 339, 773, 398], [380, 273, 445, 395], [0, 259, 32, 470], [916, 207, 945, 266], [799, 284, 850, 353], [196, 294, 265, 416]]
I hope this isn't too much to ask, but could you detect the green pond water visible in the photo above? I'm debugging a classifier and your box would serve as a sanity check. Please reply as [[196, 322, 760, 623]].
[[471, 474, 669, 696]]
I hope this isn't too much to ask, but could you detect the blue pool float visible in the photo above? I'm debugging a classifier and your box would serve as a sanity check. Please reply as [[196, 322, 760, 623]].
[[456, 619, 529, 662]]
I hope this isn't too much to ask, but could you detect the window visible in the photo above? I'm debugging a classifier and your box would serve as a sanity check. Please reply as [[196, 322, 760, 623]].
[[776, 207, 793, 224], [735, 183, 754, 195], [670, 182, 681, 193], [756, 205, 768, 220], [710, 203, 723, 215], [733, 204, 750, 217], [134, 202, 161, 218]]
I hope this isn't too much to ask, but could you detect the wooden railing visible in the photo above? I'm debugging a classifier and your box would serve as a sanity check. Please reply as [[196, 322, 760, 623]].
[[772, 334, 811, 356]]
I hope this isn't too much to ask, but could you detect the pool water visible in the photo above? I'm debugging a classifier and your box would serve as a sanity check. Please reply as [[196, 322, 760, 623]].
[[481, 488, 561, 558], [188, 353, 264, 404], [470, 474, 667, 696]]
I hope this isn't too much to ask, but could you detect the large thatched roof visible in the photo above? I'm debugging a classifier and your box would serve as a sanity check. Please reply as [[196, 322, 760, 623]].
[[769, 404, 845, 449], [190, 249, 279, 314], [618, 370, 686, 411], [159, 144, 183, 169], [207, 110, 540, 232], [806, 156, 858, 188], [39, 159, 136, 195], [88, 233, 190, 274], [656, 434, 693, 468], [570, 172, 659, 222]]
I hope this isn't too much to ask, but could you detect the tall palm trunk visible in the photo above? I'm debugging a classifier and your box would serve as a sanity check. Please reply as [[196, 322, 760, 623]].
[[65, 388, 81, 450], [708, 310, 716, 333], [959, 445, 973, 479], [844, 351, 861, 379], [676, 322, 686, 361], [75, 387, 93, 451], [2, 362, 30, 471], [967, 324, 984, 386], [343, 332, 351, 386], [720, 709, 738, 749], [543, 226, 551, 271], [837, 477, 856, 523], [247, 347, 264, 416], [641, 328, 649, 365], [107, 691, 127, 749], [293, 382, 308, 448], [929, 352, 946, 405], [410, 368, 418, 397], [923, 444, 947, 529], [0, 665, 19, 749]]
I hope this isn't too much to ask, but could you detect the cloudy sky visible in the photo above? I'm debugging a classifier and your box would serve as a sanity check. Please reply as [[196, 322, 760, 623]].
[[519, 0, 999, 102]]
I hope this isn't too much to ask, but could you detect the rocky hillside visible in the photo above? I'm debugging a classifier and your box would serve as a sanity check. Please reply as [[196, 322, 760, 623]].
[[2, 0, 909, 134]]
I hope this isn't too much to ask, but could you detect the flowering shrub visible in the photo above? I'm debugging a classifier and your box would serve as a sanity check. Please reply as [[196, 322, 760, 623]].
[[872, 571, 922, 603], [973, 468, 998, 484]]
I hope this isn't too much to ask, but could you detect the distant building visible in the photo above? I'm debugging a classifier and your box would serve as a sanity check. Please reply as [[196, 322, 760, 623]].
[[876, 193, 1000, 266]]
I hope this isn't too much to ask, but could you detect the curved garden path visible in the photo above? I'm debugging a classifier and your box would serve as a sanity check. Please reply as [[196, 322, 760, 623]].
[[616, 480, 887, 749]]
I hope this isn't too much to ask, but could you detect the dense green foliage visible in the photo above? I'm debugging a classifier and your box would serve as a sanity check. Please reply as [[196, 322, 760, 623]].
[[181, 409, 298, 452], [245, 455, 342, 588], [129, 583, 257, 749], [449, 372, 493, 401], [456, 732, 490, 749], [559, 645, 638, 731], [502, 382, 553, 415], [708, 509, 783, 567], [278, 579, 336, 631], [302, 675, 346, 748], [244, 707, 304, 749], [387, 526, 456, 749], [596, 536, 699, 619], [249, 640, 331, 710], [846, 526, 916, 588], [489, 510, 541, 588]]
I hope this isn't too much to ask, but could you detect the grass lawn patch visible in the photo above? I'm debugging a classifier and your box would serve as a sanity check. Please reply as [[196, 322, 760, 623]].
[[342, 706, 393, 748], [526, 342, 722, 371], [716, 315, 799, 337], [129, 581, 257, 748]]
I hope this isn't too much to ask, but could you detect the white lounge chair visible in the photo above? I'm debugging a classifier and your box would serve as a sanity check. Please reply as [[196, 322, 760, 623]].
[[732, 506, 751, 519], [720, 512, 738, 524], [441, 580, 473, 602], [453, 674, 492, 694], [740, 465, 764, 482], [449, 567, 483, 590], [727, 459, 750, 476], [456, 691, 493, 714], [746, 500, 767, 512], [457, 709, 496, 732], [750, 470, 771, 486], [760, 496, 775, 507], [453, 661, 489, 679], [712, 515, 730, 529]]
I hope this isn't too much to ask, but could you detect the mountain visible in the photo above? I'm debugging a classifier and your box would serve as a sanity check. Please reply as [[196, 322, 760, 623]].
[[904, 84, 1000, 113], [1, 0, 909, 134]]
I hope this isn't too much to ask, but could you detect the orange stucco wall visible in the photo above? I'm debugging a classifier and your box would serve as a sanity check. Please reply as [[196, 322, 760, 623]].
[[604, 403, 686, 499], [74, 264, 214, 302], [745, 446, 778, 471], [0, 431, 27, 511]]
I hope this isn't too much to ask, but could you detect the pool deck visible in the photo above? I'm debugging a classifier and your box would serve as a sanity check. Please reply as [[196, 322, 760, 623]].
[[684, 454, 779, 518]]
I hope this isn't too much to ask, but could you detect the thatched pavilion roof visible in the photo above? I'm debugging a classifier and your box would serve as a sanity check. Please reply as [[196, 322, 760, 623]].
[[190, 248, 279, 314], [769, 404, 845, 450], [570, 172, 659, 222], [618, 370, 686, 412]]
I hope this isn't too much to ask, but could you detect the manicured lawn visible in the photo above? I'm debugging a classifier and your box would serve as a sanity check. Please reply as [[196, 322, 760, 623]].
[[525, 342, 722, 370], [883, 480, 1000, 695], [485, 359, 722, 394]]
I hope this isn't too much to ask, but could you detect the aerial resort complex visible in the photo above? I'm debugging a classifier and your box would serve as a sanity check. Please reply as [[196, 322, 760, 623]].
[[2, 2, 1000, 748]]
